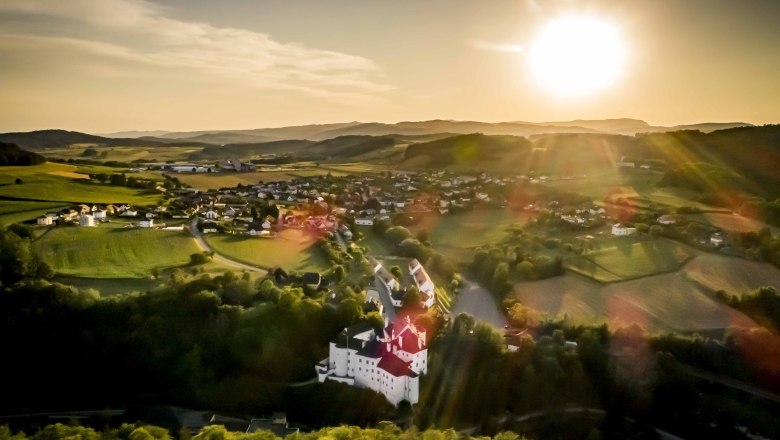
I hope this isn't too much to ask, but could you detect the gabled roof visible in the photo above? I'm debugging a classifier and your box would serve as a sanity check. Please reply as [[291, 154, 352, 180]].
[[377, 352, 418, 378]]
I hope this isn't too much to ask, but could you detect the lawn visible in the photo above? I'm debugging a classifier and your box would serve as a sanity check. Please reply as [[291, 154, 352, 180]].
[[566, 238, 697, 282], [0, 163, 161, 205], [204, 228, 328, 272], [34, 225, 202, 278], [513, 273, 756, 332]]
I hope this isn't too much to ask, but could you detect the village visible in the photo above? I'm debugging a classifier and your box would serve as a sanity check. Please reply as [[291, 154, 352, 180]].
[[34, 165, 731, 251]]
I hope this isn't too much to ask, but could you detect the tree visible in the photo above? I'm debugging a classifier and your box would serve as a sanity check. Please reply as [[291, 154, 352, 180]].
[[189, 252, 211, 266], [390, 265, 402, 279], [402, 286, 421, 308]]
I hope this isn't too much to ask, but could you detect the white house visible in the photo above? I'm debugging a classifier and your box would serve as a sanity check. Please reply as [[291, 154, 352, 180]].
[[657, 215, 677, 225], [355, 217, 374, 226], [36, 215, 53, 226], [408, 259, 435, 308], [79, 214, 96, 227], [139, 218, 154, 228], [315, 316, 427, 406], [94, 209, 108, 220], [204, 210, 219, 220], [611, 223, 636, 236], [711, 232, 725, 246]]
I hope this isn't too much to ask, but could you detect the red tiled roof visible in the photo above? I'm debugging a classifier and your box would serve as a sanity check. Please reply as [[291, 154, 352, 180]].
[[378, 352, 417, 377]]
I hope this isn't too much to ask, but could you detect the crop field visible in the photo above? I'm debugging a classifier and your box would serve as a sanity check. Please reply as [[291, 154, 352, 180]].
[[0, 163, 161, 205], [34, 225, 201, 278], [317, 163, 390, 174], [173, 172, 278, 189], [513, 272, 756, 332], [566, 238, 696, 282], [683, 254, 780, 296], [44, 146, 200, 163], [683, 212, 772, 233], [204, 228, 328, 272]]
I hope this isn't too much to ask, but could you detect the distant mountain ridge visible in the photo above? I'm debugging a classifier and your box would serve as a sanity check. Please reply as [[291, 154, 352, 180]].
[[0, 119, 755, 150], [110, 119, 755, 144]]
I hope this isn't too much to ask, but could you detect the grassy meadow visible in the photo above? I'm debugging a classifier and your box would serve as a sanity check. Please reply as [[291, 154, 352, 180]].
[[0, 163, 161, 205], [566, 238, 696, 282], [34, 225, 201, 278], [0, 200, 69, 225], [407, 209, 529, 263], [204, 228, 328, 272]]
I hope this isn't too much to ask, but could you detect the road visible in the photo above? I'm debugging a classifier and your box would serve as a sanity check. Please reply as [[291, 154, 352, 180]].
[[188, 218, 267, 274], [451, 279, 508, 328]]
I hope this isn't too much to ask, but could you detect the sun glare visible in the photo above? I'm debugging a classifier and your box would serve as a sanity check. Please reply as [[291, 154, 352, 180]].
[[528, 16, 626, 96]]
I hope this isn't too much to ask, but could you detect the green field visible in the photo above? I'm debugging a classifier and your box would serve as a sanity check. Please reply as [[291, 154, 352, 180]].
[[0, 200, 69, 225], [566, 238, 696, 282], [408, 209, 529, 263], [355, 226, 392, 256], [513, 272, 756, 332], [204, 228, 328, 272], [34, 225, 201, 278], [0, 163, 161, 205]]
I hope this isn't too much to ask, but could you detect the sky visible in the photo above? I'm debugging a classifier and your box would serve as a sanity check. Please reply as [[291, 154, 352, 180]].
[[1, 0, 780, 133]]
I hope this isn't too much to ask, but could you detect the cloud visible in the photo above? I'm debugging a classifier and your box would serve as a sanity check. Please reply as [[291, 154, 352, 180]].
[[0, 0, 391, 99]]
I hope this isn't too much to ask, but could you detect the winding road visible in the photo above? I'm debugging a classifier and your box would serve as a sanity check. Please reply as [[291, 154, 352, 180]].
[[451, 279, 508, 328], [188, 218, 267, 275]]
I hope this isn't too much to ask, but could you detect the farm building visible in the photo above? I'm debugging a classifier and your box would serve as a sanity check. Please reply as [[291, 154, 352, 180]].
[[409, 259, 435, 308], [611, 223, 636, 236], [79, 215, 96, 227]]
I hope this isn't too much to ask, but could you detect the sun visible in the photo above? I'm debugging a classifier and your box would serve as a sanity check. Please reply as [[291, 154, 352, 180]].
[[528, 16, 626, 96]]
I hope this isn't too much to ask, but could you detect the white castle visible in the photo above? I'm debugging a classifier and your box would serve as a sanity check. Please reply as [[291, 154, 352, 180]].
[[315, 259, 431, 406]]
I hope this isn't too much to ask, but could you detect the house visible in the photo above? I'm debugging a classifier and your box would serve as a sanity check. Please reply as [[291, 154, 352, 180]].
[[611, 223, 636, 236], [711, 232, 725, 246], [409, 259, 435, 308], [79, 214, 96, 227], [203, 210, 219, 220], [37, 215, 53, 226], [657, 215, 677, 225], [302, 272, 322, 289], [119, 209, 138, 217], [355, 217, 374, 226], [315, 316, 427, 406], [94, 209, 108, 220], [139, 218, 154, 228], [246, 413, 299, 437]]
